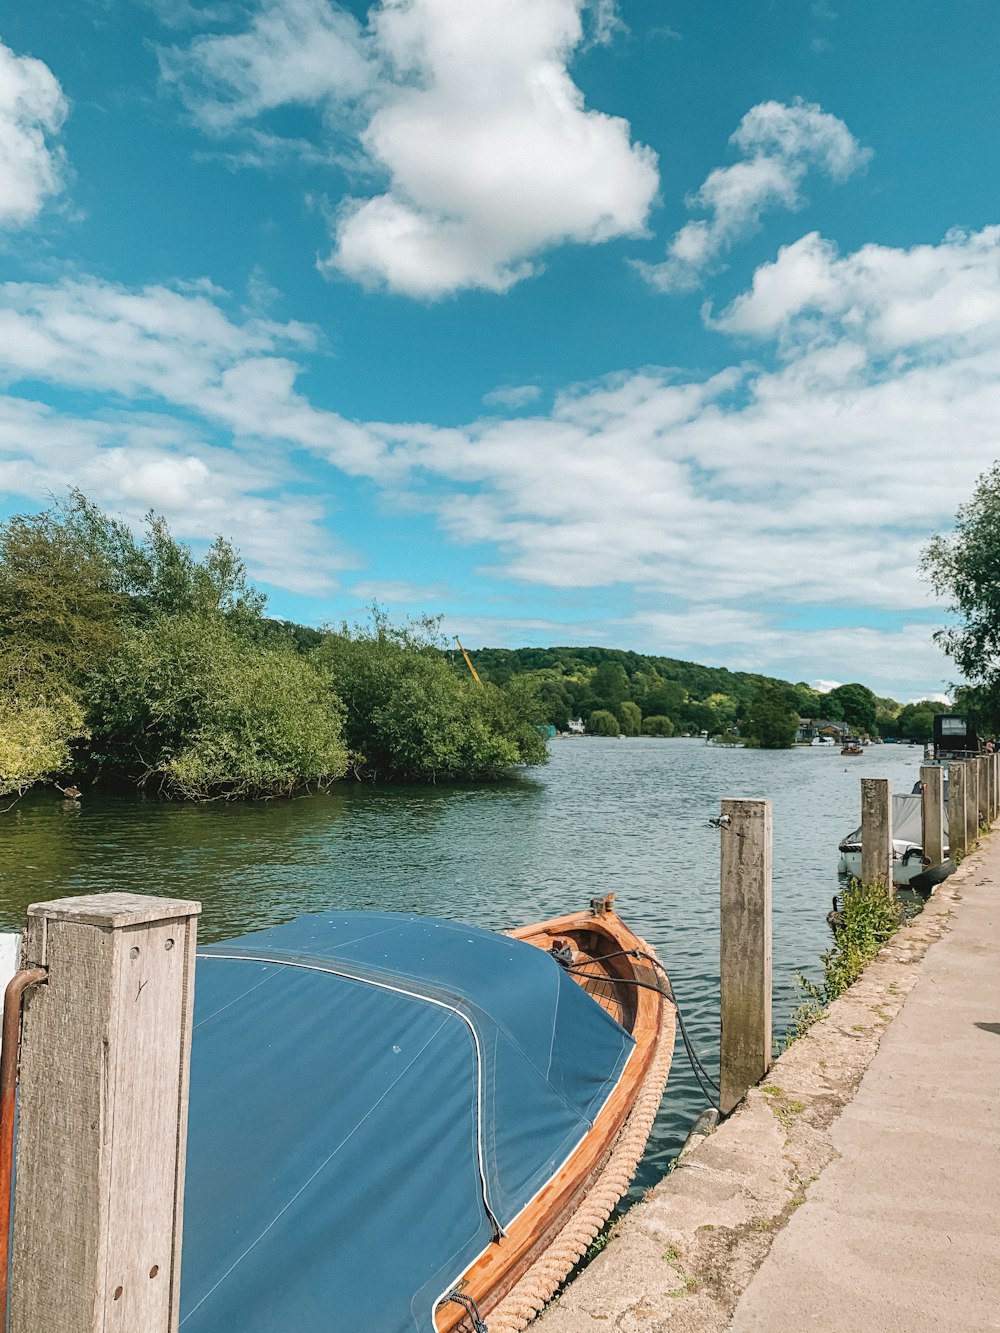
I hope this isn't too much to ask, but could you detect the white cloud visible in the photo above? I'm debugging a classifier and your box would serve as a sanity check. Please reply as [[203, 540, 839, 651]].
[[162, 0, 658, 297], [0, 39, 68, 227], [482, 383, 542, 410], [636, 98, 871, 293], [158, 0, 373, 133]]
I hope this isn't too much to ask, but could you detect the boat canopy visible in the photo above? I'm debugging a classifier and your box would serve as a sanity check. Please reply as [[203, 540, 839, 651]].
[[839, 791, 924, 853], [180, 911, 635, 1333]]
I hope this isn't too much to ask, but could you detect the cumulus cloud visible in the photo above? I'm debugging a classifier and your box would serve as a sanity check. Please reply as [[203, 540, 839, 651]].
[[482, 383, 542, 410], [636, 98, 871, 293], [0, 39, 68, 227], [161, 0, 658, 297]]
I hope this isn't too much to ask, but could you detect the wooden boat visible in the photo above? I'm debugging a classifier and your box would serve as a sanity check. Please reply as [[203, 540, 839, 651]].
[[841, 741, 863, 756], [181, 901, 675, 1333], [437, 895, 676, 1332]]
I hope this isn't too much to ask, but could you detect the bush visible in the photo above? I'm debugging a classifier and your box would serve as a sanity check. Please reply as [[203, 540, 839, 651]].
[[314, 617, 548, 782], [641, 715, 675, 737], [86, 613, 349, 799], [0, 693, 88, 797]]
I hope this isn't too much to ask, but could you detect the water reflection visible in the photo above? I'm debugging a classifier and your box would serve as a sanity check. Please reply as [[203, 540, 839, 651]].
[[0, 738, 925, 1193]]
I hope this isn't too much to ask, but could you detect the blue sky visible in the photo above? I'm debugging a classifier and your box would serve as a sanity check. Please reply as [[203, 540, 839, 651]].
[[2, 0, 999, 700]]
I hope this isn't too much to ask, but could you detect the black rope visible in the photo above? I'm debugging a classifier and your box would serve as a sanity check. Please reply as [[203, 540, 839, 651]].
[[562, 948, 722, 1111], [441, 1289, 488, 1332]]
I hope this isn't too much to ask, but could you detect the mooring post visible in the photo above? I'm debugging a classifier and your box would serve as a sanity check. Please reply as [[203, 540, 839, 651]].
[[965, 759, 979, 848], [981, 757, 992, 826], [920, 764, 945, 868], [860, 777, 892, 889], [719, 798, 772, 1115], [10, 893, 200, 1333], [994, 752, 1000, 823], [949, 762, 968, 860]]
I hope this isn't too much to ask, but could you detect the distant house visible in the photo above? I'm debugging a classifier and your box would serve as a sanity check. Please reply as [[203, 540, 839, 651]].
[[796, 718, 848, 743], [567, 718, 586, 735]]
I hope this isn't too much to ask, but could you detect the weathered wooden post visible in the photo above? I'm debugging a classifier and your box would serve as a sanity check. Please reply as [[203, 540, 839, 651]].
[[920, 764, 945, 868], [949, 761, 968, 860], [719, 798, 772, 1115], [11, 893, 200, 1333], [981, 757, 992, 826], [860, 777, 892, 889], [994, 752, 1000, 823], [965, 759, 979, 848]]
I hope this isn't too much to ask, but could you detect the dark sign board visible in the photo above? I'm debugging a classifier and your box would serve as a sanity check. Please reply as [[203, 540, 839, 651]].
[[933, 714, 980, 755]]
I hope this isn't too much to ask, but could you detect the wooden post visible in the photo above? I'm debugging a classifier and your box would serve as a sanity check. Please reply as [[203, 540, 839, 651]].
[[965, 759, 979, 848], [860, 777, 892, 889], [949, 761, 968, 860], [11, 893, 200, 1333], [978, 755, 990, 829], [719, 798, 772, 1115], [920, 765, 945, 867], [994, 752, 1000, 823]]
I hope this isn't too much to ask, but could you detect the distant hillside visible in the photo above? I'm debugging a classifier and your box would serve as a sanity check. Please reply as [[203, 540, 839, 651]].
[[444, 645, 918, 739]]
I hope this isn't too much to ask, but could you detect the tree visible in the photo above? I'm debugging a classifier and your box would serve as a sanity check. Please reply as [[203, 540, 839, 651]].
[[619, 700, 642, 736], [641, 715, 675, 737], [824, 683, 878, 736], [742, 684, 798, 749], [588, 709, 620, 736], [313, 613, 548, 781], [923, 464, 1000, 725], [85, 612, 349, 798]]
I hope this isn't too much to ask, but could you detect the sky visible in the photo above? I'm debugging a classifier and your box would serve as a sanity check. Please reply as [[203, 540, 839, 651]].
[[2, 0, 998, 701]]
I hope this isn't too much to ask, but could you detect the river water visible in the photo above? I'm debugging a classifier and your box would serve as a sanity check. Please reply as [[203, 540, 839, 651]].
[[0, 737, 925, 1197]]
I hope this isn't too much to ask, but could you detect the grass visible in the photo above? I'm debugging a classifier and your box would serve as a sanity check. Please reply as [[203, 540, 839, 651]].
[[779, 878, 906, 1049]]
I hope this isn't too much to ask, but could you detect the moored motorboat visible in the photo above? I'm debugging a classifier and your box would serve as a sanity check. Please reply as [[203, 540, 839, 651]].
[[181, 899, 675, 1333], [837, 791, 948, 887]]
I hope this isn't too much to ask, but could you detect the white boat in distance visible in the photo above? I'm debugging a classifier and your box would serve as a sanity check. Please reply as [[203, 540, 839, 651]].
[[837, 791, 949, 888]]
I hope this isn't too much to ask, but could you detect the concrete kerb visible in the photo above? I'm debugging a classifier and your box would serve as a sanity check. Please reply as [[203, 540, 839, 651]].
[[534, 840, 991, 1333]]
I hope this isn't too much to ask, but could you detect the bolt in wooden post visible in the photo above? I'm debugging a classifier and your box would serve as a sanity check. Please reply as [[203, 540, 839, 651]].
[[948, 761, 968, 860], [10, 893, 200, 1333], [860, 777, 892, 889], [965, 760, 978, 848], [920, 765, 945, 868], [719, 798, 772, 1115]]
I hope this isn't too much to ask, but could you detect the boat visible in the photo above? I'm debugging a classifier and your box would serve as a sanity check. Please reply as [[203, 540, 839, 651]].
[[837, 791, 951, 888], [841, 739, 864, 756], [180, 898, 675, 1333]]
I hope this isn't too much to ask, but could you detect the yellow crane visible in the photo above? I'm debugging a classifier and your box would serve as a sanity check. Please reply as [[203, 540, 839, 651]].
[[454, 636, 482, 685]]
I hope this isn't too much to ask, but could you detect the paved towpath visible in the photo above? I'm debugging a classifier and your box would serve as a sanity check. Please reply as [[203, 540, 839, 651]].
[[727, 842, 1000, 1333], [537, 837, 1000, 1333]]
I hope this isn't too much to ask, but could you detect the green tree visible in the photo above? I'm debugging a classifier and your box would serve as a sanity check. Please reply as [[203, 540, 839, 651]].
[[923, 464, 1000, 726], [742, 684, 799, 749], [85, 612, 348, 798], [0, 694, 88, 797], [588, 709, 620, 736], [313, 614, 548, 781], [641, 715, 675, 737], [825, 683, 878, 736], [619, 700, 642, 736], [591, 662, 630, 712]]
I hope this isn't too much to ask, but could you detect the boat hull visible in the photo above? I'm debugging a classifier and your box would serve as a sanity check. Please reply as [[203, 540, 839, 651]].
[[434, 907, 675, 1332]]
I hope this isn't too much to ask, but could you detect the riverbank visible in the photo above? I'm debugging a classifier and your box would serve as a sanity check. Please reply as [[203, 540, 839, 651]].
[[536, 835, 1000, 1332]]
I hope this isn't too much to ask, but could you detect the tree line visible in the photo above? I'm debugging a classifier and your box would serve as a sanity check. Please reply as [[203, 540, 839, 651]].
[[0, 494, 547, 801], [451, 647, 948, 748]]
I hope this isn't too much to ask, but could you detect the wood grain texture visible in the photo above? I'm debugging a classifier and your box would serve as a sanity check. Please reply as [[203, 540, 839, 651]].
[[861, 777, 892, 891], [434, 908, 672, 1333], [11, 895, 199, 1333], [719, 798, 772, 1117], [949, 762, 968, 859], [920, 765, 946, 867]]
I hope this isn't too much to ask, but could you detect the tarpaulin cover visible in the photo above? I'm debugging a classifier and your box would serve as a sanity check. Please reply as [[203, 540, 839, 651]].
[[180, 911, 634, 1333], [839, 792, 925, 852]]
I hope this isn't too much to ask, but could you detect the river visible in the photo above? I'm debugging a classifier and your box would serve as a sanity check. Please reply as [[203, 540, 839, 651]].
[[0, 737, 926, 1197]]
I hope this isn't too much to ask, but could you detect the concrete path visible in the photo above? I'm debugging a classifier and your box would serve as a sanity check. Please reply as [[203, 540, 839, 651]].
[[727, 847, 1000, 1332], [537, 839, 1000, 1333]]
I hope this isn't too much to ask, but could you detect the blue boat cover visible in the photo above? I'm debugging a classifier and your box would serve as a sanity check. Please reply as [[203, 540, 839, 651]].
[[180, 911, 634, 1332]]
